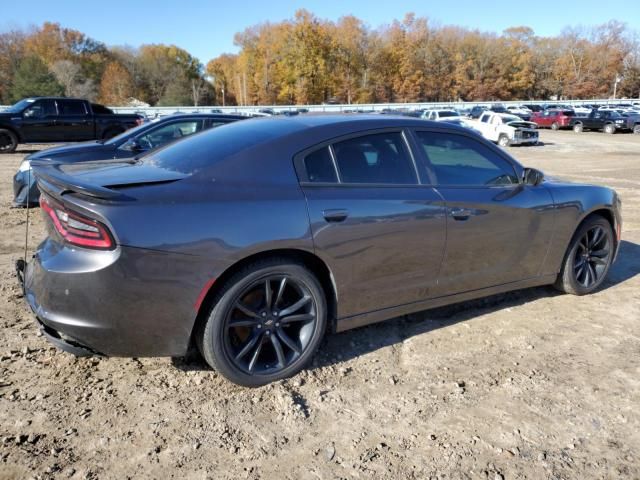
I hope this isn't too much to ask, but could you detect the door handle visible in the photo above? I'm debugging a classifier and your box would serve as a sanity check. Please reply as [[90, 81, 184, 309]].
[[323, 209, 349, 223], [450, 207, 472, 221]]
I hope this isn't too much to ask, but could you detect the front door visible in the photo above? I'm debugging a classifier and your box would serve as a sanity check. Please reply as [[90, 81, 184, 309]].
[[21, 99, 58, 142], [297, 130, 447, 319], [412, 129, 555, 296]]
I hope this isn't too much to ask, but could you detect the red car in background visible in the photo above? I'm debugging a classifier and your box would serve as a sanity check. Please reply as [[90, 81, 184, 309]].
[[531, 109, 575, 130]]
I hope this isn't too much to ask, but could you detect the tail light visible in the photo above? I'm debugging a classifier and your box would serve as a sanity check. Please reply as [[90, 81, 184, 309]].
[[40, 195, 115, 250]]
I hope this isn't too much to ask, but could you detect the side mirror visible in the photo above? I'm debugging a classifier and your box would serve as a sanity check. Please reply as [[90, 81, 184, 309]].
[[523, 167, 544, 186]]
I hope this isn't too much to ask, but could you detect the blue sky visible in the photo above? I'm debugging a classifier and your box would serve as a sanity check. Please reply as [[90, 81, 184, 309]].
[[3, 0, 638, 63]]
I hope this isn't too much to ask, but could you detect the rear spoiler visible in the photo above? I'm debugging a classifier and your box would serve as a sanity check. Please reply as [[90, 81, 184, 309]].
[[32, 164, 122, 200]]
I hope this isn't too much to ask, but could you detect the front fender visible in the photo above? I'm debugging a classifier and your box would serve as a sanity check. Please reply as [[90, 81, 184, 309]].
[[541, 183, 620, 276]]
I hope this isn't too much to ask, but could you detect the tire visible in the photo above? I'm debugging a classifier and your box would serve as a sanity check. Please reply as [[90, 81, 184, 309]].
[[573, 123, 583, 133], [554, 215, 614, 295], [498, 134, 510, 147], [603, 123, 615, 135], [198, 258, 327, 387], [0, 129, 18, 153], [102, 128, 123, 140], [633, 124, 640, 134], [551, 122, 559, 131]]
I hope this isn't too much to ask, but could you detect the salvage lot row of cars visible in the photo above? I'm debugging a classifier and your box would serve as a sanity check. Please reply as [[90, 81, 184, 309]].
[[3, 96, 624, 386]]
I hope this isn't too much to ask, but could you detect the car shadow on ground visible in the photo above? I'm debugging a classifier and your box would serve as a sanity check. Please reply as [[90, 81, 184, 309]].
[[172, 240, 640, 375]]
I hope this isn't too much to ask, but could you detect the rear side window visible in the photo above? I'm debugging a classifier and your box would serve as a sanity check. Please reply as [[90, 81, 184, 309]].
[[57, 100, 88, 116], [480, 114, 490, 123], [415, 131, 518, 186], [332, 132, 417, 185], [304, 147, 337, 183]]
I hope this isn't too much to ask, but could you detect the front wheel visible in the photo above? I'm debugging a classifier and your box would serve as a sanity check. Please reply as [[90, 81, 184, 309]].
[[551, 122, 559, 131], [633, 124, 640, 134], [554, 215, 614, 295], [0, 129, 18, 153], [198, 259, 327, 387], [603, 123, 615, 134], [573, 123, 583, 133], [498, 134, 510, 147]]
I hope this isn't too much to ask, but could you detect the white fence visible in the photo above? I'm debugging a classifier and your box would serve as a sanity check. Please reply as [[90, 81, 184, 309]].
[[2, 98, 639, 116]]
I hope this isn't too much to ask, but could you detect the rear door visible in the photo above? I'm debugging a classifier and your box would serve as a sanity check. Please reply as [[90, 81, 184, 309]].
[[56, 99, 93, 140], [20, 99, 58, 142], [411, 129, 555, 296], [297, 129, 447, 319]]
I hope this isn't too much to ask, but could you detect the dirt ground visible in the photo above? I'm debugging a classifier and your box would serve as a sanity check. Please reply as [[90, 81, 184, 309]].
[[0, 130, 639, 480]]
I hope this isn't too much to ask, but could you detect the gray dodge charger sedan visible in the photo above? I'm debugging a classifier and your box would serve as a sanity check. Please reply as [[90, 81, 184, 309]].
[[20, 115, 621, 386]]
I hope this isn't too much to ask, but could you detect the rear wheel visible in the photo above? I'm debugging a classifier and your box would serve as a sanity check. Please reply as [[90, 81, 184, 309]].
[[554, 215, 614, 295], [551, 122, 559, 131], [573, 123, 583, 133], [0, 129, 18, 153], [198, 259, 327, 387], [498, 134, 509, 147], [603, 123, 615, 134], [633, 124, 640, 134]]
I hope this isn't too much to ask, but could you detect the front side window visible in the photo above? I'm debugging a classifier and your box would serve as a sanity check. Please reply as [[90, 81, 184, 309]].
[[57, 100, 88, 116], [415, 131, 519, 186], [332, 132, 417, 185], [23, 100, 57, 118], [137, 120, 202, 149]]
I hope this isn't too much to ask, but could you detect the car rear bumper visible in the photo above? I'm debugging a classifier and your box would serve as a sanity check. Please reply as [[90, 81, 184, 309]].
[[19, 238, 211, 357]]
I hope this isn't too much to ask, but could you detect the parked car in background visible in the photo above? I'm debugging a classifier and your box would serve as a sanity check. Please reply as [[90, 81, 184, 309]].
[[468, 106, 487, 119], [570, 109, 629, 134], [531, 109, 575, 130], [506, 105, 532, 121], [522, 104, 543, 113], [20, 115, 621, 386], [474, 112, 539, 146], [572, 105, 592, 115], [421, 109, 461, 121], [489, 105, 509, 114], [0, 97, 144, 153], [13, 113, 245, 206], [620, 112, 640, 134]]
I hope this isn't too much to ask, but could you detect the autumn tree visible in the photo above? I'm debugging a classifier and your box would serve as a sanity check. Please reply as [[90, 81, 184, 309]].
[[99, 62, 134, 105]]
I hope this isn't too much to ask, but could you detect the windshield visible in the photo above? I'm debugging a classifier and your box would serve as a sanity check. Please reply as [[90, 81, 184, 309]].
[[439, 111, 459, 118], [5, 98, 37, 113], [142, 118, 302, 174]]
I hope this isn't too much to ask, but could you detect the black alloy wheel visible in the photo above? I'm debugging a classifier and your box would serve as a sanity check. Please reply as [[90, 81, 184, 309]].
[[224, 275, 317, 375], [572, 225, 611, 288], [555, 215, 614, 295], [198, 259, 326, 387]]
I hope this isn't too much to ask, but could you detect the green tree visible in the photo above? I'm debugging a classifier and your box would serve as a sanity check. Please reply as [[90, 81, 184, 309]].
[[9, 55, 63, 101]]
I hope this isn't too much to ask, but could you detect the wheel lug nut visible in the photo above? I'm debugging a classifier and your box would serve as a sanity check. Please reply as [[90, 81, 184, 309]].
[[275, 323, 280, 327], [257, 324, 262, 329], [261, 312, 267, 317], [273, 311, 278, 316], [266, 331, 271, 335]]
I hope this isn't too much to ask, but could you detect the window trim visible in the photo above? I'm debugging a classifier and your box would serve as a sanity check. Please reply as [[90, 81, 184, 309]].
[[295, 128, 422, 187], [408, 128, 524, 188]]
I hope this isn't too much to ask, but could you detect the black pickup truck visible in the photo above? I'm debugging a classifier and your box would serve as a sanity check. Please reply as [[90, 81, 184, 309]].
[[570, 109, 630, 134], [0, 97, 143, 153]]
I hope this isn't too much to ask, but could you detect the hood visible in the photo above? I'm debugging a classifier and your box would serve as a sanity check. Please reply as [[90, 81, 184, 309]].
[[28, 141, 113, 161], [506, 120, 537, 129]]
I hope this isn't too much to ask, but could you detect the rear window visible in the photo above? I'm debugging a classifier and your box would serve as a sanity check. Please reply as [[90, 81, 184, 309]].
[[438, 111, 459, 118], [143, 118, 301, 174]]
